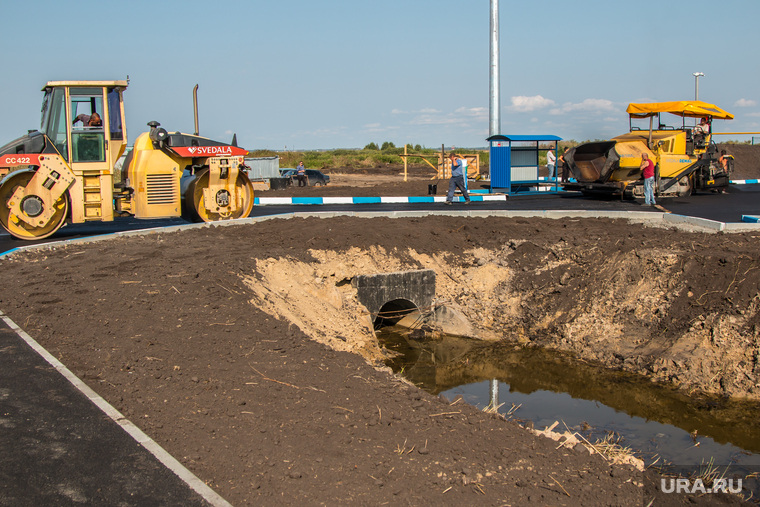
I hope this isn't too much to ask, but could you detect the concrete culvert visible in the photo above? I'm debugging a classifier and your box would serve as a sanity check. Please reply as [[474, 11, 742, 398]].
[[375, 299, 419, 328]]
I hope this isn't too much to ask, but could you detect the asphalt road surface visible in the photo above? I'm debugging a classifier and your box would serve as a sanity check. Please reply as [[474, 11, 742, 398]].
[[1, 185, 758, 255], [0, 320, 212, 506]]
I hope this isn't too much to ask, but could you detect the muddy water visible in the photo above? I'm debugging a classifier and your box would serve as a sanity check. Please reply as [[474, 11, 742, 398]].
[[377, 327, 760, 469]]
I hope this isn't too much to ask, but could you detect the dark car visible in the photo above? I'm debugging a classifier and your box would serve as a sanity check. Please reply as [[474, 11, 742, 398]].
[[280, 168, 330, 186]]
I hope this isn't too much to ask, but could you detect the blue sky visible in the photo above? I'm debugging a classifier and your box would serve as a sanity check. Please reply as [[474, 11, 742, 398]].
[[1, 0, 758, 150]]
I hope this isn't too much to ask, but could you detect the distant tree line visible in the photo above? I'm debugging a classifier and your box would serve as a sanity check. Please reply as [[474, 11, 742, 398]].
[[248, 140, 603, 171]]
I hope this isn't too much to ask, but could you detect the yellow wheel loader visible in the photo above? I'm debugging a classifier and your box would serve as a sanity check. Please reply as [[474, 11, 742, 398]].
[[0, 80, 254, 240], [563, 101, 734, 199]]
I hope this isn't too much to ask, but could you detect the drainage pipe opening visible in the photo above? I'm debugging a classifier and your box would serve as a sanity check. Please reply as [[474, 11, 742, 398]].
[[374, 299, 419, 329]]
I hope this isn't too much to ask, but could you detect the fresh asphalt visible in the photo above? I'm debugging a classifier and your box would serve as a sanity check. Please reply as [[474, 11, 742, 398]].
[[0, 185, 758, 505], [1, 184, 759, 254], [0, 317, 218, 506]]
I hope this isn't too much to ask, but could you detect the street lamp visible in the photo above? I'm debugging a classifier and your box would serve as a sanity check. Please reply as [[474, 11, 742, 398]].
[[693, 72, 704, 101]]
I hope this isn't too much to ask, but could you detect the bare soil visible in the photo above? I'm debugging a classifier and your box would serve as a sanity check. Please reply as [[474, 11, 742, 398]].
[[2, 207, 759, 505], [719, 143, 760, 180]]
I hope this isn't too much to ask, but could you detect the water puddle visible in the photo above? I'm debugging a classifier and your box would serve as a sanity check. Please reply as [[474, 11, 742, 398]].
[[377, 327, 760, 470]]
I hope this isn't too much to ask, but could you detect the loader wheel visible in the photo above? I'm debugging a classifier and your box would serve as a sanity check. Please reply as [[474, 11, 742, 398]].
[[0, 171, 69, 240], [182, 168, 254, 223]]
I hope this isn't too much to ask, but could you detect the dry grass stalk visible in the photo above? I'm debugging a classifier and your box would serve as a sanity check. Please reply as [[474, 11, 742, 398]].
[[549, 474, 571, 497], [250, 366, 301, 389], [593, 433, 635, 461], [482, 402, 504, 415]]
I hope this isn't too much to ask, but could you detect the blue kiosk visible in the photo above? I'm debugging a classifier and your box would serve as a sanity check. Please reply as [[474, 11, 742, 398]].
[[487, 134, 562, 194]]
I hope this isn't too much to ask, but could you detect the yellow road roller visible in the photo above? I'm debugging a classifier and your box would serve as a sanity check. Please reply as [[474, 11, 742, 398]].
[[0, 80, 254, 240]]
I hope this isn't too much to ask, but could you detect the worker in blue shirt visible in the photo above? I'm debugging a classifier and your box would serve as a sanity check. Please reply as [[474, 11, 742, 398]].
[[445, 152, 471, 205], [296, 161, 307, 187]]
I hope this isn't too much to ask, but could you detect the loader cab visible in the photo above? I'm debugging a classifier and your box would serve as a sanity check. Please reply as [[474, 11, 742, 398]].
[[39, 80, 128, 221]]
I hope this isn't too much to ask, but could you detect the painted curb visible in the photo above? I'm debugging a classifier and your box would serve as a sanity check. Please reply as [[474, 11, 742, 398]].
[[254, 194, 508, 205], [252, 180, 758, 206]]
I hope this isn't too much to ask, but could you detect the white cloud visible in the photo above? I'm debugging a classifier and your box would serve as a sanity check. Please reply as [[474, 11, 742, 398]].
[[392, 107, 441, 115], [508, 95, 555, 112], [551, 98, 616, 115], [361, 123, 400, 134], [455, 106, 488, 119], [746, 112, 760, 117], [404, 106, 483, 126], [409, 115, 458, 126], [734, 98, 757, 108]]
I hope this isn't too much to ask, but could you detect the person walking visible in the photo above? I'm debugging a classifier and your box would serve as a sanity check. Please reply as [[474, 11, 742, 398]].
[[445, 152, 471, 205], [640, 153, 656, 206]]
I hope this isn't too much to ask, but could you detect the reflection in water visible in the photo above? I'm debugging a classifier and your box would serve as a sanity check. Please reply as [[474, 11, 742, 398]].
[[377, 326, 760, 468]]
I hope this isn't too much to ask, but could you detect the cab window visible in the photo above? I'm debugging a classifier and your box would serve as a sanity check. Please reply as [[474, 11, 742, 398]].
[[70, 87, 105, 163], [107, 87, 124, 141], [41, 87, 69, 162]]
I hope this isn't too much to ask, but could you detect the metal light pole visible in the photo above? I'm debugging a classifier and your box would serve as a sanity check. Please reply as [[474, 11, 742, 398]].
[[489, 0, 500, 137], [693, 72, 704, 101]]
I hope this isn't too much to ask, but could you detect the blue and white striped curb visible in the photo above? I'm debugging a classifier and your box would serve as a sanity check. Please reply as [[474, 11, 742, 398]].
[[742, 215, 760, 223], [540, 176, 759, 186], [254, 195, 508, 206], [254, 179, 759, 206]]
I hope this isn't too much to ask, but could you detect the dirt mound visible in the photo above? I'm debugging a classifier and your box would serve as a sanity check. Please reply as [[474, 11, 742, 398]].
[[717, 143, 760, 180], [1, 215, 757, 505]]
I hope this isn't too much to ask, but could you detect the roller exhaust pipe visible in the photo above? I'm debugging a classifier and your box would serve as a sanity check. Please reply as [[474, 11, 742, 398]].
[[193, 84, 199, 136]]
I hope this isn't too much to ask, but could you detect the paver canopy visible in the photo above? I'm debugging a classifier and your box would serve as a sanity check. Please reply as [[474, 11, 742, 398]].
[[626, 101, 734, 120]]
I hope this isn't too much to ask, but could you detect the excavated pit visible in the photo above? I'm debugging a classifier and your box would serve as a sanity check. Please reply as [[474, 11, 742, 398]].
[[1, 215, 759, 505], [237, 224, 760, 481], [238, 222, 760, 403]]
